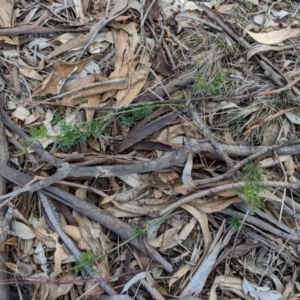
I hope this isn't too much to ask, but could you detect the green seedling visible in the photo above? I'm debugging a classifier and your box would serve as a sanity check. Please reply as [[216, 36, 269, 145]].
[[29, 125, 48, 140], [238, 162, 268, 212], [195, 70, 227, 95], [229, 216, 242, 230], [74, 251, 96, 275], [121, 116, 136, 128], [121, 103, 153, 128], [29, 118, 104, 150]]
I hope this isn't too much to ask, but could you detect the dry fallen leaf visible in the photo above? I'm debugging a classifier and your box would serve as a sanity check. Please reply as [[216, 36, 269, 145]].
[[241, 26, 300, 45]]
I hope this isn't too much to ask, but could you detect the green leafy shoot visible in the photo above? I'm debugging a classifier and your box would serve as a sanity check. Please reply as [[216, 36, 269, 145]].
[[230, 216, 242, 230], [131, 103, 152, 120], [238, 162, 268, 212], [29, 125, 48, 140], [74, 251, 96, 275], [53, 113, 63, 124], [121, 116, 136, 128], [56, 120, 82, 150], [81, 118, 103, 139], [56, 118, 103, 150], [195, 70, 227, 95], [120, 103, 153, 128], [133, 227, 145, 236]]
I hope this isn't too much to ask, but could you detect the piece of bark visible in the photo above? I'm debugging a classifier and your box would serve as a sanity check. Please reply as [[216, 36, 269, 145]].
[[0, 104, 11, 300]]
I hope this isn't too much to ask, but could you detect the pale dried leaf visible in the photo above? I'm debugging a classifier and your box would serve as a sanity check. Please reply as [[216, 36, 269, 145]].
[[243, 27, 300, 45], [121, 271, 146, 293], [247, 44, 294, 60], [244, 263, 284, 293], [169, 265, 191, 290], [182, 154, 195, 188], [0, 0, 11, 27], [62, 225, 90, 250], [193, 197, 242, 213], [209, 276, 250, 300], [16, 260, 33, 277], [285, 111, 300, 125], [215, 4, 234, 14], [34, 242, 48, 272], [181, 204, 211, 257], [12, 105, 30, 121], [12, 221, 36, 239], [148, 227, 180, 248], [24, 109, 41, 125], [243, 278, 283, 300]]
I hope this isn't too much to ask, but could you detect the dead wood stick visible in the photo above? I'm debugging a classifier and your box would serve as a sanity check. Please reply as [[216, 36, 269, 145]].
[[140, 69, 198, 101], [195, 140, 300, 185], [0, 164, 173, 272], [38, 192, 118, 295], [187, 101, 236, 179], [159, 180, 300, 219], [221, 207, 300, 243], [0, 25, 88, 36], [234, 202, 294, 236], [0, 102, 11, 300], [0, 140, 205, 202]]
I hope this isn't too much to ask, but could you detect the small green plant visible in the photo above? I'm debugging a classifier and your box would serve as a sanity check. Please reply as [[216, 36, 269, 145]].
[[171, 90, 181, 100], [29, 125, 48, 140], [132, 103, 152, 120], [195, 70, 227, 95], [56, 119, 82, 149], [238, 162, 268, 212], [230, 216, 242, 230], [121, 103, 153, 128], [29, 117, 104, 150], [74, 251, 97, 275], [121, 116, 136, 127], [132, 227, 145, 236], [56, 119, 104, 149]]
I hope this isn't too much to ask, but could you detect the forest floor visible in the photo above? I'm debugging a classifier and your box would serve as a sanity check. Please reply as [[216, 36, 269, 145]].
[[1, 0, 300, 299]]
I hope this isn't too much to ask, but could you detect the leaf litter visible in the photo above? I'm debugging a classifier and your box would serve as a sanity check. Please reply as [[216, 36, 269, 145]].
[[1, 0, 300, 299]]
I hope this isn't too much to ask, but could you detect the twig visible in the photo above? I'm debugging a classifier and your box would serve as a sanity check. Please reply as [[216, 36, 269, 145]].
[[135, 0, 147, 56], [187, 101, 236, 178], [194, 140, 300, 185], [38, 192, 118, 295], [179, 13, 223, 31], [159, 180, 300, 217], [221, 206, 300, 243], [149, 69, 172, 100], [141, 0, 156, 27], [0, 24, 88, 36], [0, 165, 71, 202], [0, 98, 12, 300]]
